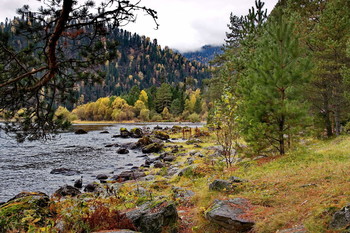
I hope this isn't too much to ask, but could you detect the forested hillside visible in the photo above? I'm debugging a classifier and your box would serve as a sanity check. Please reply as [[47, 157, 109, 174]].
[[0, 20, 211, 104], [182, 45, 223, 64]]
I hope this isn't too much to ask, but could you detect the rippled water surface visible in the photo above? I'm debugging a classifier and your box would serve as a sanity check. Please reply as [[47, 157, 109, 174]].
[[0, 122, 202, 202]]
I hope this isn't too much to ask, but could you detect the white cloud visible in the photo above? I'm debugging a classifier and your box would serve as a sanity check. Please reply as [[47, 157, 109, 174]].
[[0, 0, 279, 52]]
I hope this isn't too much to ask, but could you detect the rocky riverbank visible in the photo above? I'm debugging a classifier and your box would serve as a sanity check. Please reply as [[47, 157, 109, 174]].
[[1, 127, 350, 232]]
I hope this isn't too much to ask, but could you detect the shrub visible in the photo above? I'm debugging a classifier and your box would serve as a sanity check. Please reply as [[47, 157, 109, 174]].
[[187, 113, 200, 123]]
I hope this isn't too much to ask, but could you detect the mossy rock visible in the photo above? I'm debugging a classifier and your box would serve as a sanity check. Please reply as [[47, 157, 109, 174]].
[[142, 143, 163, 153], [137, 136, 153, 147], [130, 128, 143, 138], [120, 128, 130, 138], [153, 131, 170, 140], [0, 192, 53, 232]]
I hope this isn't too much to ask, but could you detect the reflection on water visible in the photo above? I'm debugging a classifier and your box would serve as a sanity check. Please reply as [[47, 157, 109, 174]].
[[0, 122, 203, 202]]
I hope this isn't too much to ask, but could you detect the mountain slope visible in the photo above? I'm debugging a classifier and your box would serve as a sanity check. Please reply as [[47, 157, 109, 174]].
[[182, 45, 223, 64]]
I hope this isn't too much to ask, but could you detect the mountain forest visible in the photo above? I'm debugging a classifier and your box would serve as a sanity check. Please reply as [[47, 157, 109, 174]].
[[1, 0, 350, 232]]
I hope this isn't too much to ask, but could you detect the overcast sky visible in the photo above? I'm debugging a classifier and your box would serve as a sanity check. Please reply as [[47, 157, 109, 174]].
[[0, 0, 279, 52]]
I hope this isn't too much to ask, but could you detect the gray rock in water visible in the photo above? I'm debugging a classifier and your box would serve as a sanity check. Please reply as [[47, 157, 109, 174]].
[[117, 147, 129, 154], [209, 179, 233, 191], [54, 185, 81, 197], [330, 204, 350, 229], [75, 129, 87, 134], [96, 174, 108, 180], [205, 198, 254, 232], [126, 201, 178, 233]]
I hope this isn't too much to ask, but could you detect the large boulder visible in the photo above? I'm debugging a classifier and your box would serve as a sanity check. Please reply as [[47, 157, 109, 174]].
[[153, 131, 170, 140], [0, 192, 51, 232], [126, 200, 178, 233], [205, 198, 255, 232], [130, 128, 143, 138], [50, 167, 81, 176], [120, 128, 130, 138], [142, 143, 163, 153], [54, 185, 81, 197], [137, 136, 153, 147], [329, 204, 350, 229]]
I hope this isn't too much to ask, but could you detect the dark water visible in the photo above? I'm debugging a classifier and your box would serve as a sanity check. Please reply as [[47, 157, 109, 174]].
[[0, 122, 202, 202]]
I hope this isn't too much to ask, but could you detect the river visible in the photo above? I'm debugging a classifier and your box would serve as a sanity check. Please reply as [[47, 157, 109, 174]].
[[0, 122, 203, 202]]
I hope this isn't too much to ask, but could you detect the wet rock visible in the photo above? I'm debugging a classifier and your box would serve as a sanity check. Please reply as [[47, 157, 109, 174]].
[[130, 128, 143, 138], [125, 163, 134, 166], [75, 129, 88, 134], [74, 177, 83, 188], [154, 161, 165, 168], [120, 128, 130, 138], [330, 204, 350, 229], [50, 167, 81, 176], [142, 143, 163, 153], [100, 130, 109, 134], [113, 170, 146, 181], [96, 174, 108, 180], [117, 147, 129, 154], [137, 136, 153, 147], [105, 143, 119, 148], [54, 185, 81, 197], [205, 198, 254, 232], [209, 179, 233, 191], [84, 183, 97, 192], [154, 125, 163, 130], [126, 200, 178, 233], [153, 131, 170, 140]]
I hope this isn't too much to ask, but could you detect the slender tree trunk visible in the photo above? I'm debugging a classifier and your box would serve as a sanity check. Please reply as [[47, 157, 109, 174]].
[[334, 108, 341, 136], [279, 89, 285, 155], [323, 94, 333, 137]]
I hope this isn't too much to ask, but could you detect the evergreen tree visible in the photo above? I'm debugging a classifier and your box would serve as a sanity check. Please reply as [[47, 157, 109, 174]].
[[155, 83, 173, 113], [239, 13, 311, 155]]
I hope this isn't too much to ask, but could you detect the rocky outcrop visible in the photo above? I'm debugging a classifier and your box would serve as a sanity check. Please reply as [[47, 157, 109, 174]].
[[329, 204, 350, 229], [125, 200, 178, 233], [205, 198, 255, 232], [54, 185, 81, 197]]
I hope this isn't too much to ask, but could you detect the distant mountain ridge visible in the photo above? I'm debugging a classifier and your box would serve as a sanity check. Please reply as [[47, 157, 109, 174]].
[[181, 45, 223, 64], [0, 19, 211, 104]]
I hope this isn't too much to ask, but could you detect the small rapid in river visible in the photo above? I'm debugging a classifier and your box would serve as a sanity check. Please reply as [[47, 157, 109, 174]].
[[0, 122, 202, 202]]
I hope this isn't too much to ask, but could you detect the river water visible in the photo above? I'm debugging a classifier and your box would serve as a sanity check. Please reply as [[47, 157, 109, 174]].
[[0, 122, 202, 202]]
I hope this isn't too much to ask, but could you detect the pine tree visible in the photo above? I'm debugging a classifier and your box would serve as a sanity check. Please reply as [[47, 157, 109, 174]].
[[239, 13, 311, 155]]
